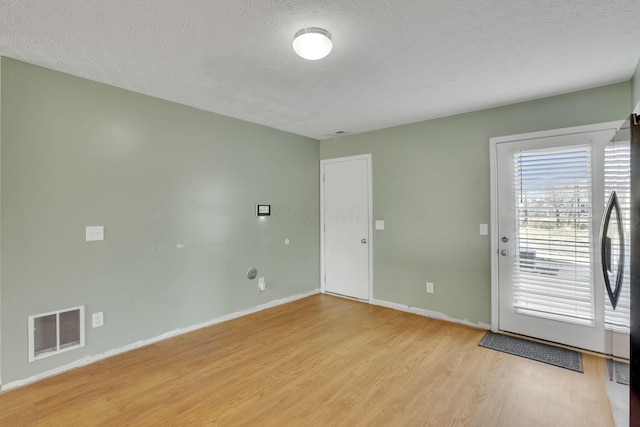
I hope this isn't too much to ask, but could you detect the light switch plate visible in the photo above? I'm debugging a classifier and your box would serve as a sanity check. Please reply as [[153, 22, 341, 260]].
[[479, 224, 488, 236], [375, 220, 385, 230], [92, 312, 104, 328], [86, 226, 104, 241]]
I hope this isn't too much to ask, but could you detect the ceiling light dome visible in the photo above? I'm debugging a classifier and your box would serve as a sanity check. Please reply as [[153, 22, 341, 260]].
[[293, 27, 332, 60]]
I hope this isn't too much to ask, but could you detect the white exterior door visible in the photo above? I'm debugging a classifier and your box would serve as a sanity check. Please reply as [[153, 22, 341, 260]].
[[321, 155, 371, 301], [494, 125, 619, 353]]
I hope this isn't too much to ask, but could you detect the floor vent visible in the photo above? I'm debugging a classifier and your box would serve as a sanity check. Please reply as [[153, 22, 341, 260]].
[[28, 306, 85, 362]]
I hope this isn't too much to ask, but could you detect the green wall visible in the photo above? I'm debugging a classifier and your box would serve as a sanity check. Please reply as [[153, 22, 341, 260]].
[[633, 58, 640, 111], [0, 58, 320, 384], [320, 82, 631, 325]]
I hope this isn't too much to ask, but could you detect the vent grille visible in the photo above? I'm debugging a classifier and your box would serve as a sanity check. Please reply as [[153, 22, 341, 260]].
[[29, 306, 85, 362], [324, 130, 348, 137]]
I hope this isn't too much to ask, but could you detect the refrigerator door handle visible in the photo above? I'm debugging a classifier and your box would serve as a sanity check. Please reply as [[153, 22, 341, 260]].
[[600, 190, 625, 310]]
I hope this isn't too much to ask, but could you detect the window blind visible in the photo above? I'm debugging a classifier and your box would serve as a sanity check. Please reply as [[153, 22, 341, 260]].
[[513, 146, 594, 326], [603, 142, 631, 333]]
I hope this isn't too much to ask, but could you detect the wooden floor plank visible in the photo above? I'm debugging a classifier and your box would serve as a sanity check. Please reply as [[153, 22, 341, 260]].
[[0, 295, 614, 426]]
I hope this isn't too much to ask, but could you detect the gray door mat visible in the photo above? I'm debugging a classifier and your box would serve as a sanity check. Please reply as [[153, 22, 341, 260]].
[[607, 359, 630, 385], [479, 332, 583, 373]]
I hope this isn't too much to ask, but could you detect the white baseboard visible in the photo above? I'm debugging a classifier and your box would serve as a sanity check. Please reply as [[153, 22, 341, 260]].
[[2, 289, 320, 392], [370, 298, 491, 330]]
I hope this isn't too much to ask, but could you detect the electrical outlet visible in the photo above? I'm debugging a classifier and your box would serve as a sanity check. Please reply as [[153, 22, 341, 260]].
[[92, 312, 104, 328], [258, 277, 266, 292], [426, 282, 434, 294]]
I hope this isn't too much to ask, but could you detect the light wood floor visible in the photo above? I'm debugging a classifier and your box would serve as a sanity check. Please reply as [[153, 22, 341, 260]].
[[0, 295, 614, 426]]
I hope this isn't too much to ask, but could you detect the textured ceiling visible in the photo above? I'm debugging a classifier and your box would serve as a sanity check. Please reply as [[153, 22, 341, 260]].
[[1, 1, 640, 140]]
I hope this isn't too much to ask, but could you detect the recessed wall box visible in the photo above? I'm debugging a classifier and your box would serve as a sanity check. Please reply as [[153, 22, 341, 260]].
[[256, 204, 271, 216]]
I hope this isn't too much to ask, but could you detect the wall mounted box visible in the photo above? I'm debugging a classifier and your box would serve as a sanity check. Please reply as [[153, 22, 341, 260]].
[[256, 204, 271, 216]]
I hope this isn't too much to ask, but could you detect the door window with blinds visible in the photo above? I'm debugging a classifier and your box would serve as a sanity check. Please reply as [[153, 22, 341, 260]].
[[512, 145, 594, 326], [603, 141, 631, 333]]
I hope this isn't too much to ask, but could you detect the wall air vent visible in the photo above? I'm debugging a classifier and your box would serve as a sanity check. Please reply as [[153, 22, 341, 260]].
[[324, 130, 349, 137], [28, 306, 85, 362]]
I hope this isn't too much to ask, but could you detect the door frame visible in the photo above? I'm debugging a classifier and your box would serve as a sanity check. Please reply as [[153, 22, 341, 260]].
[[320, 154, 373, 302], [489, 121, 623, 334]]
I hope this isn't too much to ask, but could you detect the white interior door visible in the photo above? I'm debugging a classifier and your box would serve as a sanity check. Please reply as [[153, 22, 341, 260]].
[[494, 126, 620, 353], [321, 155, 371, 301]]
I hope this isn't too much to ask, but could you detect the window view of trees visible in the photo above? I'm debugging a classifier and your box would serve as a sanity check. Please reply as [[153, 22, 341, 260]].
[[512, 147, 593, 325], [515, 148, 591, 268]]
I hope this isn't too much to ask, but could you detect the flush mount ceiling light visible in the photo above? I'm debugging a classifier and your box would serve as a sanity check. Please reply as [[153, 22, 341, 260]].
[[293, 27, 332, 60]]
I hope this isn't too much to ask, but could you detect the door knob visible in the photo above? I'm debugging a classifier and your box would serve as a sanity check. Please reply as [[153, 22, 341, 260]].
[[361, 238, 367, 244], [501, 249, 508, 256]]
